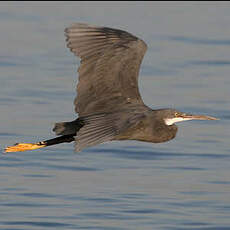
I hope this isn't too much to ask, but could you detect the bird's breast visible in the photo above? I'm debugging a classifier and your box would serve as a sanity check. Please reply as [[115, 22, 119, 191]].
[[150, 124, 178, 143]]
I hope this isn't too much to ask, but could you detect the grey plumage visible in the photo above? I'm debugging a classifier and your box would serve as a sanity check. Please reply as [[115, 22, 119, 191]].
[[65, 23, 147, 116], [54, 23, 217, 152], [64, 23, 149, 151], [4, 23, 218, 154]]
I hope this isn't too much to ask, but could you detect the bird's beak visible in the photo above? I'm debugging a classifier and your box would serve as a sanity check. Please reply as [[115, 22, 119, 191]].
[[164, 113, 219, 126], [180, 113, 219, 121]]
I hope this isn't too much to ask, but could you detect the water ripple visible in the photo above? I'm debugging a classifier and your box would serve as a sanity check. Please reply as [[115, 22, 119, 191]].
[[1, 221, 74, 228], [166, 35, 230, 46]]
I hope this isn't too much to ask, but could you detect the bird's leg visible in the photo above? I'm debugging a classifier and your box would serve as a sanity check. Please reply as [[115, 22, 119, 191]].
[[4, 134, 75, 153]]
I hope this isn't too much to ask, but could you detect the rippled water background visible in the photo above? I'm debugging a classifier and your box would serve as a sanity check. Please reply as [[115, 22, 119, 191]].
[[0, 2, 230, 230]]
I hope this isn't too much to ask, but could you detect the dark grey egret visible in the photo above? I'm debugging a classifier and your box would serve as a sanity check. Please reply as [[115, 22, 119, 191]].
[[5, 23, 218, 153]]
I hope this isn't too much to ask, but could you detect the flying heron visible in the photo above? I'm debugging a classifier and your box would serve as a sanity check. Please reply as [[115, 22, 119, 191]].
[[5, 23, 218, 153]]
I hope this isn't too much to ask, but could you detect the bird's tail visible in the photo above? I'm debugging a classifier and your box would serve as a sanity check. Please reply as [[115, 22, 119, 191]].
[[53, 119, 84, 136]]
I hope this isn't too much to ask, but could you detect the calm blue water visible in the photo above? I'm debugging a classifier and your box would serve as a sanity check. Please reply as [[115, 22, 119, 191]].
[[0, 3, 230, 230]]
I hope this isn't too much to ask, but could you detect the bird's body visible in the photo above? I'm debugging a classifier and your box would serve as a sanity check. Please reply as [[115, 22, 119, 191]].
[[5, 23, 217, 153], [114, 112, 178, 144]]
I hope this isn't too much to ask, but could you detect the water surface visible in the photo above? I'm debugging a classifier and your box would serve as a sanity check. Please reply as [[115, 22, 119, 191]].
[[0, 2, 229, 230]]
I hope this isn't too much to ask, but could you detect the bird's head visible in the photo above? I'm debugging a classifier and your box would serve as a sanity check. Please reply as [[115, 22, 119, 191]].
[[156, 109, 218, 126]]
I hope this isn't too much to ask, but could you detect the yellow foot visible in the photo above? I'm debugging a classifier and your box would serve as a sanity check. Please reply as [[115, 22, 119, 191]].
[[4, 142, 45, 153]]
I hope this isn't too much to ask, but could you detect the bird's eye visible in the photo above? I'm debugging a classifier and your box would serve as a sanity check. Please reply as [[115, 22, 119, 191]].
[[174, 112, 179, 117]]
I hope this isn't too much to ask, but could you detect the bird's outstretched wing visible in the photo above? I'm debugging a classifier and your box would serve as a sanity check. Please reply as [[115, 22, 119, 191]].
[[65, 23, 147, 116]]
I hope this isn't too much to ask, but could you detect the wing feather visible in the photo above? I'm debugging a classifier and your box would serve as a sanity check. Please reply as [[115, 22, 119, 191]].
[[65, 23, 147, 116], [75, 112, 147, 152], [75, 113, 118, 152]]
